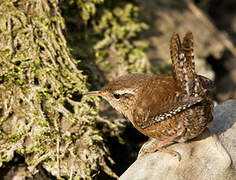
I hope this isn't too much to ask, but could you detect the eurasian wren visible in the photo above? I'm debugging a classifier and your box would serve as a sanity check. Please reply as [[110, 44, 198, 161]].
[[84, 32, 214, 160]]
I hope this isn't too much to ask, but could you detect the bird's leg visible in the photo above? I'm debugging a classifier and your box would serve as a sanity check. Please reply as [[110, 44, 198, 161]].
[[142, 128, 186, 161]]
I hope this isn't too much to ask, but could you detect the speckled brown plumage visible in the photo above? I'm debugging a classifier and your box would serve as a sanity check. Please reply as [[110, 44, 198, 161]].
[[84, 32, 214, 160]]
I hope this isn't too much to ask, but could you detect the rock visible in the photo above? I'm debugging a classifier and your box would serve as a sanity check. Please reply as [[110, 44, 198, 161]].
[[119, 100, 236, 180]]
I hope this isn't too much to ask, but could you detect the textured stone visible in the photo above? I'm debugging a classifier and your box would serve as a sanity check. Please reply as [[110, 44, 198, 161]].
[[120, 100, 236, 180]]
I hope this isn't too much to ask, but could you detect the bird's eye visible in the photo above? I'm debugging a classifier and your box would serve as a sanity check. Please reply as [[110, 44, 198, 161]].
[[113, 93, 120, 99]]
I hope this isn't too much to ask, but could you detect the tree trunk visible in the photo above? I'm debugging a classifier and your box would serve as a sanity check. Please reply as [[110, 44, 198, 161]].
[[0, 0, 115, 179]]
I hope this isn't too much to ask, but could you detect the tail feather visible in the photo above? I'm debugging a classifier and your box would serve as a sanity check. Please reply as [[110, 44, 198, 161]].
[[170, 32, 184, 88], [170, 32, 203, 96]]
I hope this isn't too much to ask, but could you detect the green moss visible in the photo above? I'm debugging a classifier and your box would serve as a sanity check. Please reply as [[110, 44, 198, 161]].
[[0, 0, 148, 179], [61, 0, 149, 86], [10, 133, 23, 143]]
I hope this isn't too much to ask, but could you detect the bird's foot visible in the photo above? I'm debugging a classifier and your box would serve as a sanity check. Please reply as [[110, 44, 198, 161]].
[[141, 142, 182, 161], [139, 128, 186, 161]]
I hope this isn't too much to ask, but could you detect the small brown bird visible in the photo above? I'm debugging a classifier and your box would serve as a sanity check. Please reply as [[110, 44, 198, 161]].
[[84, 32, 214, 160]]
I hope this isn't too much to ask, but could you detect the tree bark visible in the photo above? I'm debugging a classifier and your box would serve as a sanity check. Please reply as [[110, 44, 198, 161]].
[[0, 0, 115, 179]]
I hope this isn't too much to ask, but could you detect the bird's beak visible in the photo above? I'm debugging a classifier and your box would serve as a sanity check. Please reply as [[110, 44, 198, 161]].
[[83, 90, 103, 97]]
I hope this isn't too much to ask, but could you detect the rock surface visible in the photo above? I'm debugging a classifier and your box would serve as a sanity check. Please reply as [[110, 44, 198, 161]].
[[119, 100, 236, 180]]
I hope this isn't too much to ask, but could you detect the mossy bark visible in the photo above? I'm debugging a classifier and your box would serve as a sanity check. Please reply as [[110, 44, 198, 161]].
[[61, 0, 150, 84], [0, 0, 119, 179]]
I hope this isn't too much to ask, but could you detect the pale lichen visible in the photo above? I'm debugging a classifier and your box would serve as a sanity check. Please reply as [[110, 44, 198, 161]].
[[0, 0, 117, 179], [0, 0, 150, 179]]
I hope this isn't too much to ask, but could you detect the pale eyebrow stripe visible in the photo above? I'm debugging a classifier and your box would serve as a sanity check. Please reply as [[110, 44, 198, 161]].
[[114, 88, 135, 95]]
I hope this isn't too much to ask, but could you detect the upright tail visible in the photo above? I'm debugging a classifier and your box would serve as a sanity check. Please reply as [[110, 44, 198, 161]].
[[170, 32, 204, 96]]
